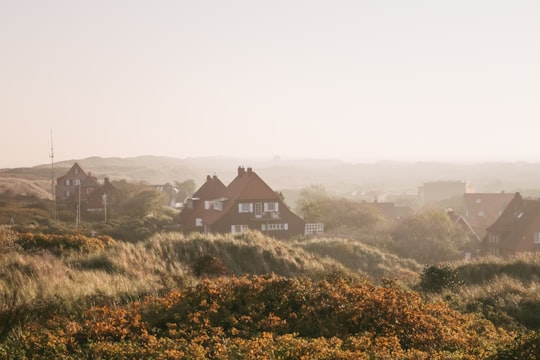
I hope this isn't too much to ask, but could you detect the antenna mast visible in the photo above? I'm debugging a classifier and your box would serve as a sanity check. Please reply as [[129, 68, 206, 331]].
[[50, 129, 58, 222]]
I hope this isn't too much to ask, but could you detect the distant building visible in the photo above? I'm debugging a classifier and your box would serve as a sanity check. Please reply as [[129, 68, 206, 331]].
[[56, 163, 116, 212], [177, 167, 307, 239], [366, 201, 412, 221], [481, 192, 540, 257], [55, 163, 100, 202], [151, 183, 183, 209], [419, 181, 473, 204], [462, 192, 514, 239]]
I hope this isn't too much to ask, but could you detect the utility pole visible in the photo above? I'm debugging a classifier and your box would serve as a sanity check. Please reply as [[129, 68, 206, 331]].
[[76, 184, 81, 228], [49, 129, 57, 222], [103, 193, 107, 223]]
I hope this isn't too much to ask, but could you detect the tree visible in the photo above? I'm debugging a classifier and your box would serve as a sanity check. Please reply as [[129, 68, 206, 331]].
[[174, 179, 196, 199], [113, 180, 163, 218], [390, 209, 468, 264], [297, 185, 382, 232]]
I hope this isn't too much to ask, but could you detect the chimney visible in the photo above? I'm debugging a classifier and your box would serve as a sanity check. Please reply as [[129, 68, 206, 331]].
[[213, 175, 218, 180], [104, 177, 110, 183], [207, 175, 212, 182], [238, 166, 245, 176], [247, 167, 253, 174]]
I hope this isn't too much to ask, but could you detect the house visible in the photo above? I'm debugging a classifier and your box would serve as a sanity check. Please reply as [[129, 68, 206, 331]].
[[446, 209, 482, 259], [366, 201, 412, 221], [462, 192, 514, 239], [419, 181, 473, 204], [481, 192, 540, 257], [177, 167, 306, 239], [56, 163, 117, 213], [55, 163, 100, 202], [151, 183, 183, 209]]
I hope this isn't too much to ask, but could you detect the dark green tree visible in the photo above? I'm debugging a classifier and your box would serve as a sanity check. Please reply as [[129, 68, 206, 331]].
[[390, 209, 468, 264]]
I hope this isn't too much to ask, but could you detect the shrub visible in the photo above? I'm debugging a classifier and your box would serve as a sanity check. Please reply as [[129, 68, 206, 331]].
[[419, 264, 463, 293]]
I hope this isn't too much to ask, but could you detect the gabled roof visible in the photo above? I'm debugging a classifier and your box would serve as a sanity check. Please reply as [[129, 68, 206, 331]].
[[56, 162, 99, 188], [178, 167, 288, 228], [221, 167, 277, 201], [203, 167, 280, 225], [192, 175, 226, 200], [176, 174, 227, 225], [486, 192, 540, 242]]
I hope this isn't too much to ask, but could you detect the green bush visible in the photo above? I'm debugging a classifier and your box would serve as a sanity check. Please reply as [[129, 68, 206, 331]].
[[419, 264, 463, 293]]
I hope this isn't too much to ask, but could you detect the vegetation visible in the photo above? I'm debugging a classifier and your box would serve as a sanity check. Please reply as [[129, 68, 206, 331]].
[[1, 182, 540, 358]]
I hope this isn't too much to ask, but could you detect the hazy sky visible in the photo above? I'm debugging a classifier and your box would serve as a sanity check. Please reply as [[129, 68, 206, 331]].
[[1, 1, 539, 168]]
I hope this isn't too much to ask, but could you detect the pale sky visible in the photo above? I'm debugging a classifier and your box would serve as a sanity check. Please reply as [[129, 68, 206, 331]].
[[1, 1, 539, 168]]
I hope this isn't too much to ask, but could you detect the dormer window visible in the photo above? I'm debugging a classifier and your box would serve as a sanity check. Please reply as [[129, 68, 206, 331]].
[[213, 201, 223, 211]]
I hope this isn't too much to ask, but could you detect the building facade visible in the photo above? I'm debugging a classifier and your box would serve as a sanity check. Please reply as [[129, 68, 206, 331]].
[[177, 167, 306, 239]]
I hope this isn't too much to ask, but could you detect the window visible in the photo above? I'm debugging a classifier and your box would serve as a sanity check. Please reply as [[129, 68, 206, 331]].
[[231, 225, 249, 234], [74, 168, 79, 175], [255, 203, 263, 218], [65, 179, 71, 186], [475, 199, 482, 204], [205, 201, 211, 210], [213, 201, 223, 211], [74, 179, 81, 186], [238, 203, 253, 213], [65, 191, 71, 197], [195, 218, 203, 227], [261, 223, 288, 231], [478, 211, 485, 217], [264, 202, 279, 212], [534, 233, 540, 244], [305, 223, 324, 235]]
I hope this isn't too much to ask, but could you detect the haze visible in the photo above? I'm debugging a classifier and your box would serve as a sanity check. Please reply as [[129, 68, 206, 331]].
[[1, 1, 539, 168]]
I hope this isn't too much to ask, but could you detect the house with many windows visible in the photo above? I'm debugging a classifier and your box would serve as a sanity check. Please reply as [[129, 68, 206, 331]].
[[177, 167, 308, 239], [481, 192, 540, 257]]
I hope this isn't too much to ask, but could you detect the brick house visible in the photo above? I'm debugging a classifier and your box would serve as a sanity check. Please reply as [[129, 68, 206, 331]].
[[56, 163, 116, 212], [177, 167, 306, 239], [55, 163, 100, 202], [463, 192, 514, 239], [481, 192, 540, 257]]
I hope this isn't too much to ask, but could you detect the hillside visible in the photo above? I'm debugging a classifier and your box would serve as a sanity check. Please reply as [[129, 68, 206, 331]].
[[2, 228, 538, 358], [4, 156, 540, 201]]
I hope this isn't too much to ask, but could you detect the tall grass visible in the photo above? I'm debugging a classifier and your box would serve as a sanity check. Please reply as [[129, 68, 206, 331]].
[[293, 237, 422, 283], [426, 254, 540, 330]]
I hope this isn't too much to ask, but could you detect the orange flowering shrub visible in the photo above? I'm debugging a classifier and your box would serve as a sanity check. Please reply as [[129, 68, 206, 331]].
[[17, 232, 115, 254], [3, 275, 519, 359]]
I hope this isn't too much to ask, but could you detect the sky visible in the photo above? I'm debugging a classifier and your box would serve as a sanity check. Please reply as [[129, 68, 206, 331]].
[[1, 1, 539, 168]]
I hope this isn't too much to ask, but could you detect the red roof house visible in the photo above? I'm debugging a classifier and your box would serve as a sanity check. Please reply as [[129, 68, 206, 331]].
[[463, 192, 514, 238], [177, 167, 305, 239], [481, 192, 540, 257]]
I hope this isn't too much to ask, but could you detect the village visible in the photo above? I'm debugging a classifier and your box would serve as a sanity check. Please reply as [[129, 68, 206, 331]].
[[49, 161, 540, 260]]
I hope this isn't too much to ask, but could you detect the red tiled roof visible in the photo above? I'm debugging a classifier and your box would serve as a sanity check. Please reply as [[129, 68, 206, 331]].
[[178, 167, 290, 229], [463, 192, 514, 236], [485, 193, 540, 253], [204, 168, 280, 225], [192, 175, 226, 199]]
